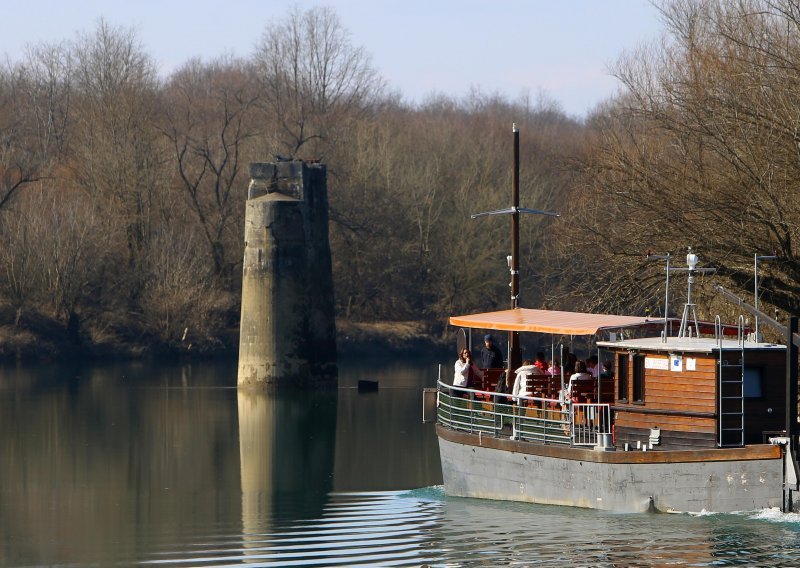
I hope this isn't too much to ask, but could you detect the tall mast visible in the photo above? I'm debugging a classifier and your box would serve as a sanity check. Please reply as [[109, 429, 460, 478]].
[[470, 124, 559, 373], [510, 124, 521, 371]]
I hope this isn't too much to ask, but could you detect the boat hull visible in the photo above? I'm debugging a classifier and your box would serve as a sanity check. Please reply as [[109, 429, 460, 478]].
[[437, 425, 784, 513]]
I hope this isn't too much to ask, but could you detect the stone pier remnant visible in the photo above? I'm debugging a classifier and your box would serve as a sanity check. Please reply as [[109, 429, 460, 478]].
[[237, 160, 337, 388]]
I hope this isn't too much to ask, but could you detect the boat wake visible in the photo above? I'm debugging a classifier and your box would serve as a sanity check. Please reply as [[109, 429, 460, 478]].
[[398, 485, 446, 501], [687, 509, 720, 517], [748, 507, 800, 524], [690, 506, 800, 523]]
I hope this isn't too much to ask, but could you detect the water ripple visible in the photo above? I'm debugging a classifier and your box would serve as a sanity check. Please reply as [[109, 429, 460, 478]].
[[136, 490, 800, 567]]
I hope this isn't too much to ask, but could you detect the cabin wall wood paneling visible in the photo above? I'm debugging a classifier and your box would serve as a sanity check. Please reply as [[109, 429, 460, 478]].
[[610, 346, 787, 449], [612, 351, 719, 449]]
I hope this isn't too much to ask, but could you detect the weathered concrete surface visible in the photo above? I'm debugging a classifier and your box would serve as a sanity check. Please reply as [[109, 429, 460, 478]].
[[438, 436, 783, 513], [237, 161, 337, 388]]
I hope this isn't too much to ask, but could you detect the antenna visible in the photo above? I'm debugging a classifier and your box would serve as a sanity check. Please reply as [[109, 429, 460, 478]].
[[646, 251, 671, 342], [667, 247, 716, 338]]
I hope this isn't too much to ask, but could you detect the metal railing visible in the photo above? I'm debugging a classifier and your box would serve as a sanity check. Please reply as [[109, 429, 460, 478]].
[[437, 380, 612, 448], [570, 402, 613, 446]]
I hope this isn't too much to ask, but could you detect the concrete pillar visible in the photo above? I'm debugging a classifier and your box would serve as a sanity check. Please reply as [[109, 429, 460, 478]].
[[237, 160, 337, 388]]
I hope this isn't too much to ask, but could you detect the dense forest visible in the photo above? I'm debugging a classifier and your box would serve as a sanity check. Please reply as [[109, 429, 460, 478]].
[[2, 1, 800, 359]]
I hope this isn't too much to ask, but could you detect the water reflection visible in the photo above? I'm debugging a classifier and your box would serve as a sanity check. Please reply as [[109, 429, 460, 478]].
[[334, 389, 441, 491], [6, 358, 800, 566], [0, 361, 242, 566], [238, 389, 337, 560], [0, 358, 442, 566]]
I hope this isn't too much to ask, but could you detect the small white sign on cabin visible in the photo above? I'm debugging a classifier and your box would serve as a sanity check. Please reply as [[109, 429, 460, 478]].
[[686, 358, 697, 371], [645, 357, 669, 370], [670, 355, 683, 372]]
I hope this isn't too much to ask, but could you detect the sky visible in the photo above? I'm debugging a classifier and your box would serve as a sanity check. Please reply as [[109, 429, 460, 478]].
[[0, 0, 664, 118]]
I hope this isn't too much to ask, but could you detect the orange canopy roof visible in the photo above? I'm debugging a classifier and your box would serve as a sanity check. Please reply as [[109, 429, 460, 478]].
[[449, 308, 661, 336]]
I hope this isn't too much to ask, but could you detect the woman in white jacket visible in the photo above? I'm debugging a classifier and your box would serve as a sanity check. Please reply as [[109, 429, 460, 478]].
[[510, 359, 544, 439], [453, 348, 483, 391], [512, 359, 544, 403]]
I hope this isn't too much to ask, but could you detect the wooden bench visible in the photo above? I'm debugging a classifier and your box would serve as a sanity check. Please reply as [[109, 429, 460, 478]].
[[471, 368, 506, 401], [569, 377, 599, 403], [528, 375, 550, 398]]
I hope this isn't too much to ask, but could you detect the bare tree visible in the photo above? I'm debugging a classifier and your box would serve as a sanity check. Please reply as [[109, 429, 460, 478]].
[[70, 19, 162, 291], [0, 42, 71, 212], [160, 57, 260, 279], [552, 0, 800, 320], [0, 185, 106, 343], [139, 220, 231, 348], [0, 195, 44, 325], [253, 6, 384, 156]]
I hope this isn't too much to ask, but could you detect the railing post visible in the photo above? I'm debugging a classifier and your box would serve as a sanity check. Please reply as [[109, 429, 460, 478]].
[[570, 403, 575, 446], [469, 391, 474, 432], [787, 316, 798, 442]]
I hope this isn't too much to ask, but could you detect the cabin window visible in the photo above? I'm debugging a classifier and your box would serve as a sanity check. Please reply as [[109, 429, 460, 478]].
[[743, 368, 763, 398], [632, 354, 645, 403], [617, 354, 629, 402]]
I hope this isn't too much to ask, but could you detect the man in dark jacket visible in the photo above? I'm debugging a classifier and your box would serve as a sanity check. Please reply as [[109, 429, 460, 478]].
[[481, 334, 504, 369]]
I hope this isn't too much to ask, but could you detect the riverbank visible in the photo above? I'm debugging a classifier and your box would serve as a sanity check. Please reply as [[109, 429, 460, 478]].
[[0, 310, 451, 362], [336, 320, 450, 357]]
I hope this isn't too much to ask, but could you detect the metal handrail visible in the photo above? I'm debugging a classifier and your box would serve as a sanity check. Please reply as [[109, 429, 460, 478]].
[[571, 402, 613, 446], [436, 380, 611, 447], [738, 314, 745, 347]]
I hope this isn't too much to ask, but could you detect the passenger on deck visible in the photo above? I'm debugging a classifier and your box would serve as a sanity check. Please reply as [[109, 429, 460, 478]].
[[600, 360, 614, 380], [565, 352, 578, 375], [562, 348, 578, 376], [534, 352, 549, 373], [569, 360, 592, 381], [512, 359, 544, 403], [568, 361, 592, 399], [454, 348, 484, 391], [494, 370, 511, 394], [481, 334, 505, 369], [586, 355, 599, 378]]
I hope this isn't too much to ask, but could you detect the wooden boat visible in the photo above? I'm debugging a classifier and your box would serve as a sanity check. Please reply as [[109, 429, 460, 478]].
[[434, 125, 800, 513], [437, 305, 798, 513]]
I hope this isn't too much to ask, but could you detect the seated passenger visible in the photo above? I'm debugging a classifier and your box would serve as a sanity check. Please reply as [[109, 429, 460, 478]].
[[454, 348, 484, 393], [600, 360, 614, 380], [494, 369, 511, 394], [565, 352, 578, 375], [568, 361, 593, 400], [569, 360, 592, 381], [512, 359, 544, 403], [534, 351, 549, 373], [586, 355, 599, 378]]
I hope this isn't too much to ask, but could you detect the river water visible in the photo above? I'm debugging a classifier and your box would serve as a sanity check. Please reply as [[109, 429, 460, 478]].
[[3, 357, 800, 566]]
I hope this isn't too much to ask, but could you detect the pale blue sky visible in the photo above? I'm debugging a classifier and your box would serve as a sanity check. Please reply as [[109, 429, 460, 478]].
[[0, 0, 663, 117]]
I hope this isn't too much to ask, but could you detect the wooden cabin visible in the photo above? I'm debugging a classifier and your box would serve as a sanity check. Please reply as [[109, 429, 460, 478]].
[[597, 336, 786, 450]]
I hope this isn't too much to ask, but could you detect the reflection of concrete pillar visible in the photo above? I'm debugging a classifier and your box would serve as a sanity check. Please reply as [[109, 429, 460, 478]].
[[237, 391, 275, 558], [237, 390, 338, 560], [237, 161, 337, 388]]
